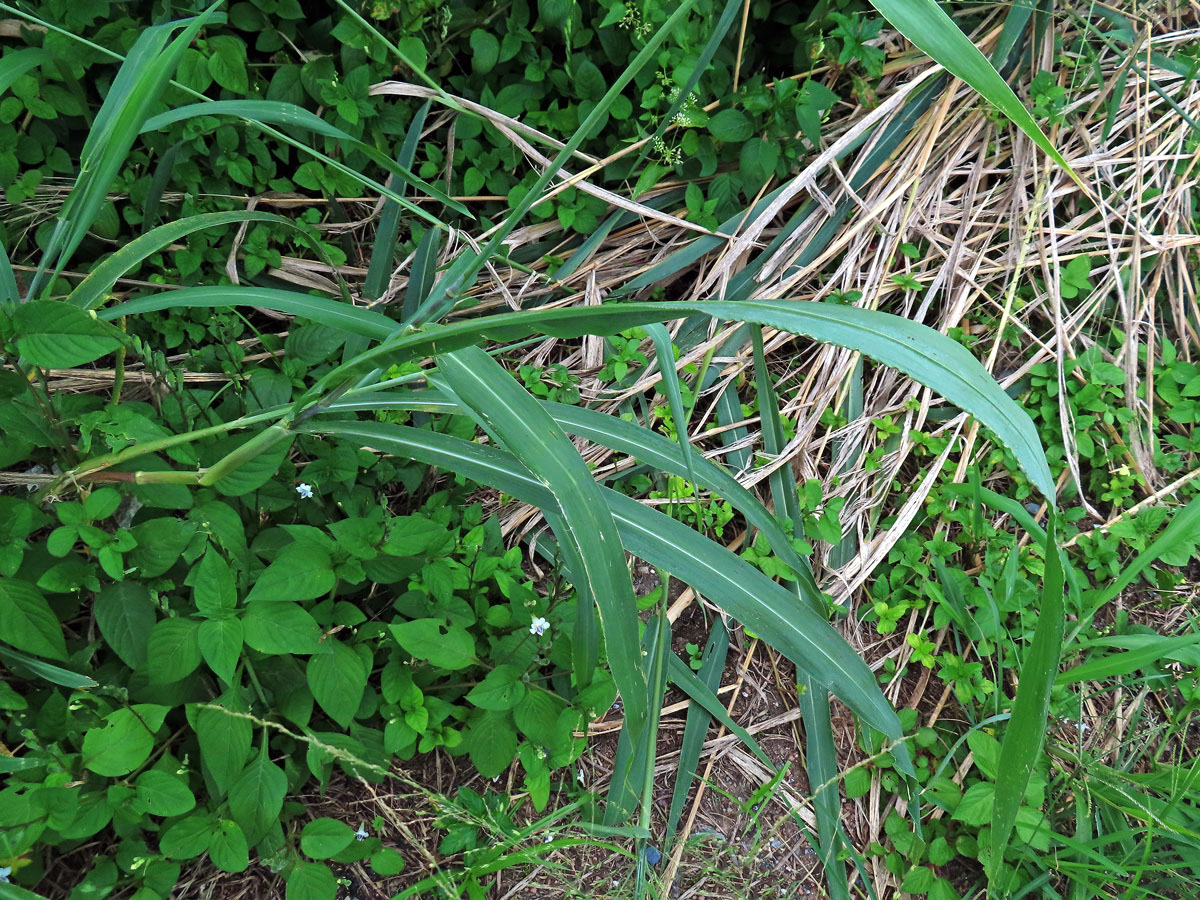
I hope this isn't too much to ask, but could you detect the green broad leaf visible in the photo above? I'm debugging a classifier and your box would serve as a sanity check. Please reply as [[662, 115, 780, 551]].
[[467, 710, 519, 779], [206, 35, 248, 93], [198, 617, 243, 684], [866, 0, 1082, 185], [953, 781, 995, 827], [193, 698, 253, 796], [739, 137, 779, 185], [132, 769, 197, 817], [83, 488, 121, 520], [370, 847, 405, 877], [81, 703, 169, 776], [966, 730, 1001, 780], [707, 108, 753, 143], [161, 813, 217, 859], [193, 548, 237, 616], [146, 617, 202, 684], [0, 48, 55, 96], [286, 862, 337, 900], [465, 664, 526, 711], [300, 818, 355, 859], [228, 742, 287, 846], [390, 618, 476, 670], [844, 766, 871, 800], [0, 577, 67, 660], [127, 517, 195, 577], [11, 297, 118, 367], [208, 819, 250, 873], [246, 544, 334, 603], [242, 601, 322, 655], [990, 517, 1065, 885], [306, 638, 368, 729], [513, 689, 566, 746], [900, 866, 936, 894], [469, 29, 500, 75]]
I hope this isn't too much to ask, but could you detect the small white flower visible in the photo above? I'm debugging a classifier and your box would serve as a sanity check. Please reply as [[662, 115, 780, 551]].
[[355, 824, 369, 841], [0, 867, 10, 883], [543, 833, 554, 843], [529, 616, 550, 636], [577, 769, 585, 784], [296, 483, 314, 499]]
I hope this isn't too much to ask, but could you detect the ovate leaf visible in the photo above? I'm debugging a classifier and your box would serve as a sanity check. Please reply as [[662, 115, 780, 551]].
[[287, 862, 337, 900], [146, 617, 202, 683], [306, 639, 368, 728], [198, 617, 243, 684], [161, 813, 217, 859], [246, 544, 334, 603], [242, 601, 321, 655], [708, 108, 753, 142], [0, 577, 66, 660], [467, 710, 518, 778], [390, 618, 476, 670], [208, 819, 250, 873], [193, 698, 252, 796], [81, 704, 169, 776], [465, 664, 526, 711], [193, 548, 237, 616], [300, 818, 355, 859], [12, 301, 123, 368], [228, 742, 287, 845], [133, 769, 197, 817]]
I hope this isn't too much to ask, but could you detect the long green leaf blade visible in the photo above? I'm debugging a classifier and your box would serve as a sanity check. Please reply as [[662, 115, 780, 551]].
[[98, 285, 396, 338], [110, 291, 1054, 504], [666, 618, 728, 845], [33, 7, 218, 296], [328, 390, 817, 587], [364, 101, 431, 303], [867, 0, 1082, 185], [1095, 495, 1200, 607], [306, 420, 910, 764], [68, 211, 300, 310], [139, 100, 468, 217], [434, 349, 650, 816], [0, 48, 55, 96], [990, 516, 1065, 886], [667, 652, 772, 770]]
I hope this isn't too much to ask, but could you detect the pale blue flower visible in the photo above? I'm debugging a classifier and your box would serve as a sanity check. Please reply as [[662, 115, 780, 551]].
[[0, 867, 11, 883], [296, 483, 314, 499], [355, 824, 369, 841], [530, 616, 549, 636]]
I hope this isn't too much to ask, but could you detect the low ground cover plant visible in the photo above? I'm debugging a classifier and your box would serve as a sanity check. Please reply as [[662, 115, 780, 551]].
[[1, 2, 1199, 900]]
